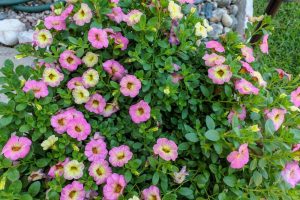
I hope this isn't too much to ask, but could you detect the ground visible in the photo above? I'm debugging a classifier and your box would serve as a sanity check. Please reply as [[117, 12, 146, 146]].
[[254, 0, 300, 74]]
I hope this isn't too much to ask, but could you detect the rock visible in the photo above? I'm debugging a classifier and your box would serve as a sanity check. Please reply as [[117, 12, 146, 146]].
[[216, 0, 232, 7], [224, 27, 231, 34], [18, 30, 34, 44], [222, 13, 233, 27], [0, 12, 8, 20], [0, 19, 26, 46], [194, 0, 204, 4], [208, 23, 223, 39], [210, 8, 226, 23], [231, 15, 238, 29], [204, 3, 214, 19], [229, 5, 239, 15]]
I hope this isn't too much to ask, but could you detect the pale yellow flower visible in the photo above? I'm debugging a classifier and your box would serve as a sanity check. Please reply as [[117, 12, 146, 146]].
[[72, 86, 90, 104], [41, 135, 58, 150], [64, 160, 84, 180], [82, 52, 98, 68], [128, 196, 140, 200], [248, 125, 260, 132], [168, 1, 183, 20], [195, 22, 207, 38]]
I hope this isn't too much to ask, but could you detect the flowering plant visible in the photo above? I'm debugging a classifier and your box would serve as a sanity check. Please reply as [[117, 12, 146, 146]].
[[1, 0, 300, 199]]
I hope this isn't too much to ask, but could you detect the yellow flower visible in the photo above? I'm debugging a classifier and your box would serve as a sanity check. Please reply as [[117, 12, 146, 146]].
[[195, 22, 207, 38], [72, 86, 90, 104], [168, 1, 183, 20], [82, 52, 99, 68], [190, 7, 196, 14], [279, 93, 287, 99], [248, 125, 260, 132], [41, 135, 58, 150], [82, 69, 99, 87], [164, 87, 170, 95], [290, 106, 300, 112], [63, 160, 84, 180], [72, 144, 80, 152], [203, 19, 213, 32], [251, 108, 260, 113], [0, 177, 6, 190], [128, 196, 140, 200]]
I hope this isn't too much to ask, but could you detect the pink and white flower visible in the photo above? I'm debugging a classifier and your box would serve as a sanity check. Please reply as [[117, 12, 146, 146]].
[[103, 173, 126, 200], [124, 10, 143, 26], [240, 61, 254, 73], [82, 69, 99, 88], [228, 105, 247, 123], [66, 118, 91, 141], [101, 103, 120, 117], [23, 80, 49, 98], [110, 32, 129, 51], [266, 108, 286, 131], [142, 185, 161, 200], [276, 68, 291, 81], [60, 181, 85, 200], [59, 50, 82, 72], [107, 7, 124, 24], [260, 34, 269, 54], [67, 77, 84, 90], [84, 138, 108, 162], [291, 87, 300, 107], [103, 59, 126, 80], [73, 3, 92, 26], [235, 78, 259, 95], [281, 161, 300, 188], [208, 65, 232, 85], [153, 138, 178, 161], [206, 40, 225, 52], [1, 135, 32, 161], [129, 100, 151, 124], [44, 16, 66, 31], [43, 68, 64, 87], [227, 143, 249, 169], [120, 75, 141, 98], [109, 145, 133, 167], [241, 46, 255, 63], [89, 160, 112, 185], [85, 93, 106, 114], [202, 53, 226, 67], [88, 28, 109, 49], [48, 158, 70, 178], [33, 29, 53, 48]]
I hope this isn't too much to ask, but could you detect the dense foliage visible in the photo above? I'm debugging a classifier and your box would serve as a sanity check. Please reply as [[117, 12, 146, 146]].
[[1, 0, 300, 199]]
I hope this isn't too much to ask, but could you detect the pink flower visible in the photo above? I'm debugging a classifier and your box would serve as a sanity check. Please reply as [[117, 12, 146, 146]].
[[65, 107, 85, 119], [281, 161, 300, 188], [73, 3, 92, 26], [250, 71, 267, 88], [1, 135, 32, 161], [129, 100, 151, 124], [227, 143, 249, 169], [174, 166, 189, 184], [60, 181, 85, 200], [88, 28, 109, 49], [84, 138, 108, 162], [173, 63, 181, 71], [291, 87, 300, 107], [240, 61, 254, 73], [228, 105, 247, 123], [23, 80, 49, 98], [59, 50, 82, 71], [124, 10, 143, 26], [171, 73, 184, 84], [51, 112, 73, 134], [85, 93, 106, 114], [110, 0, 119, 3], [107, 7, 124, 24], [101, 103, 119, 117], [120, 75, 141, 98], [89, 160, 112, 185], [202, 53, 225, 67], [66, 118, 91, 141], [142, 185, 161, 200], [276, 68, 291, 81], [235, 79, 259, 95], [109, 145, 133, 167], [48, 158, 70, 178], [103, 173, 126, 200], [208, 65, 232, 85], [102, 59, 126, 80], [61, 4, 74, 20], [44, 16, 66, 31], [67, 77, 84, 90], [266, 108, 286, 131], [153, 138, 178, 161], [260, 34, 269, 54], [206, 40, 225, 52], [292, 144, 300, 152], [43, 67, 64, 87], [178, 0, 194, 3], [33, 29, 53, 48], [241, 46, 255, 63], [110, 32, 129, 50]]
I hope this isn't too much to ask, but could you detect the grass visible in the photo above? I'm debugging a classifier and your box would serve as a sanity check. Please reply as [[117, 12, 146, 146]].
[[253, 0, 300, 74]]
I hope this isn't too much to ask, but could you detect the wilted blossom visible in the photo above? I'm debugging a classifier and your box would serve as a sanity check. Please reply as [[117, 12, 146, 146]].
[[174, 166, 189, 184], [276, 68, 291, 80], [28, 169, 45, 182], [260, 34, 269, 54], [228, 105, 247, 123], [107, 7, 125, 24], [241, 46, 255, 63], [227, 143, 249, 169], [281, 161, 300, 188]]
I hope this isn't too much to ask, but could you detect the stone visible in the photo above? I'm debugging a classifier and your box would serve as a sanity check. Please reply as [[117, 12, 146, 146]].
[[222, 13, 233, 27], [208, 23, 223, 39], [216, 0, 232, 7], [18, 30, 34, 44], [0, 12, 8, 20], [229, 5, 239, 15], [224, 27, 231, 33], [0, 19, 26, 46], [204, 3, 214, 19], [194, 0, 204, 4], [210, 8, 226, 23]]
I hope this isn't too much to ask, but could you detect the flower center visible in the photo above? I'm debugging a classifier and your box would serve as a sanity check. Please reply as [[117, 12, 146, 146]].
[[11, 145, 21, 152], [96, 167, 105, 176], [117, 152, 125, 160], [127, 82, 134, 90], [67, 57, 74, 64], [92, 147, 99, 154], [32, 87, 41, 93], [40, 34, 47, 41], [70, 166, 78, 172], [217, 69, 224, 77], [149, 195, 158, 200], [69, 190, 77, 198], [58, 118, 65, 126], [162, 146, 171, 153], [137, 107, 144, 116], [114, 184, 122, 193], [75, 125, 82, 132]]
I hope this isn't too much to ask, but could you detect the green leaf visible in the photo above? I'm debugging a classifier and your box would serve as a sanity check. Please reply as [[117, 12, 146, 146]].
[[223, 175, 236, 187], [9, 180, 22, 193], [7, 168, 20, 181], [265, 119, 275, 135], [19, 124, 31, 132], [205, 116, 215, 130], [16, 103, 27, 111], [21, 194, 33, 200], [36, 158, 50, 168], [0, 116, 13, 128], [28, 181, 41, 197], [178, 187, 193, 198], [253, 171, 262, 186], [163, 194, 177, 200], [185, 133, 199, 142], [148, 156, 157, 168], [204, 130, 220, 141], [152, 171, 160, 185], [124, 170, 132, 183]]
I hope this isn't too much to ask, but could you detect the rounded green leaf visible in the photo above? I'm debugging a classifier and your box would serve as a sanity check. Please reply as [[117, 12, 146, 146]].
[[7, 168, 20, 182], [204, 130, 220, 141], [28, 181, 41, 197]]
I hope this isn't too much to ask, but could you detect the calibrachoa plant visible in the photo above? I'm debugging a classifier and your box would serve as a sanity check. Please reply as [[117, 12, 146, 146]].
[[1, 0, 300, 199]]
